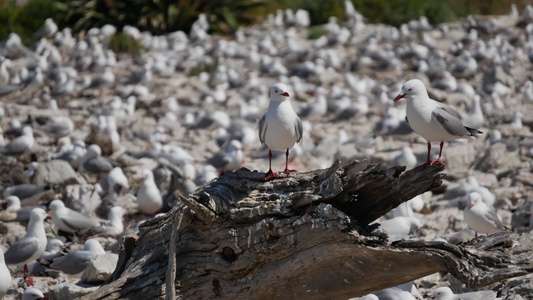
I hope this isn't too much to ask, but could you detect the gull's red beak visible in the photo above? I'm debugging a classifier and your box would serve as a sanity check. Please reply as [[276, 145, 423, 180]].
[[469, 203, 474, 209], [281, 92, 290, 97], [394, 94, 404, 102], [0, 202, 7, 210], [46, 215, 52, 220]]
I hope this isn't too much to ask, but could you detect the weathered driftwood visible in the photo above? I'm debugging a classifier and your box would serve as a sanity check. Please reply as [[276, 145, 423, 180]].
[[83, 160, 533, 299]]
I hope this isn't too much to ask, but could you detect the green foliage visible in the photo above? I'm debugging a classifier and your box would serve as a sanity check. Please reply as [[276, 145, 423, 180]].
[[307, 26, 327, 40], [55, 0, 267, 35], [352, 0, 457, 27], [0, 0, 60, 44], [285, 0, 346, 25], [108, 31, 141, 55], [0, 0, 530, 47]]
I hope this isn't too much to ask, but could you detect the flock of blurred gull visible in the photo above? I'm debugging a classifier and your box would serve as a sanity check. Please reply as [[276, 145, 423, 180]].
[[1, 1, 533, 299]]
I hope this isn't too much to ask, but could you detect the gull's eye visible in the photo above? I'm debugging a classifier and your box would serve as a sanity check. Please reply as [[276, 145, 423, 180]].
[[275, 89, 278, 93], [408, 88, 412, 91]]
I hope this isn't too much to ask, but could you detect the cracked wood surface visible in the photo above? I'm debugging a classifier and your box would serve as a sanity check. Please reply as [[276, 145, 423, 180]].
[[82, 160, 533, 299]]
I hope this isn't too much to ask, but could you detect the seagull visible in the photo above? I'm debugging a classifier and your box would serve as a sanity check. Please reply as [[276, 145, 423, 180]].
[[207, 139, 244, 174], [50, 239, 105, 275], [34, 18, 58, 38], [4, 208, 50, 286], [22, 288, 49, 300], [40, 116, 74, 140], [431, 286, 496, 300], [1, 126, 35, 156], [101, 167, 130, 197], [40, 239, 65, 261], [137, 169, 163, 215], [258, 83, 303, 180], [394, 79, 482, 168], [0, 195, 42, 222], [0, 247, 11, 299], [55, 140, 86, 169], [463, 192, 506, 237], [48, 199, 101, 233], [372, 286, 417, 300], [462, 95, 484, 129], [391, 146, 418, 170], [81, 144, 113, 176], [4, 184, 50, 207], [101, 206, 125, 236]]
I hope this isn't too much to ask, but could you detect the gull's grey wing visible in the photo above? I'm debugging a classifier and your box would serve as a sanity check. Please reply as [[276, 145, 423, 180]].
[[485, 210, 506, 231], [50, 251, 92, 274], [83, 157, 113, 173], [207, 152, 230, 169], [2, 137, 30, 155], [454, 291, 496, 300], [4, 237, 40, 265], [432, 104, 472, 137], [258, 114, 267, 145], [295, 116, 303, 143], [5, 184, 47, 200], [60, 212, 100, 231]]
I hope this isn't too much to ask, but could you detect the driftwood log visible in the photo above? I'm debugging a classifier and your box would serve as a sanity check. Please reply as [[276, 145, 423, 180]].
[[83, 160, 533, 299]]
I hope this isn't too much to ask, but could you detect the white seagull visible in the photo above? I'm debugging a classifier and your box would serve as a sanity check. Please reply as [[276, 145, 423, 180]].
[[207, 139, 243, 174], [1, 126, 35, 156], [81, 144, 113, 175], [0, 247, 11, 299], [4, 208, 50, 286], [431, 286, 496, 300], [22, 288, 49, 300], [394, 79, 481, 168], [50, 239, 105, 275], [48, 199, 101, 233], [258, 83, 303, 180], [463, 192, 506, 237], [101, 206, 125, 236], [137, 169, 163, 215], [34, 18, 58, 38]]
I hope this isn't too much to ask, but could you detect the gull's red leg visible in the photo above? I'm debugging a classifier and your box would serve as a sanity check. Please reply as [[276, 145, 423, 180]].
[[281, 148, 297, 174], [415, 142, 432, 170], [264, 149, 276, 181], [24, 264, 34, 286], [430, 141, 444, 165]]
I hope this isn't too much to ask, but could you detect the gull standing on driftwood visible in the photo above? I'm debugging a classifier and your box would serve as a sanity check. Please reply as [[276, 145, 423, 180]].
[[394, 79, 481, 168], [258, 83, 303, 181]]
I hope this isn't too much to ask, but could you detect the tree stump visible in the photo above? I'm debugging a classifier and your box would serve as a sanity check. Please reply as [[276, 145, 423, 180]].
[[83, 160, 533, 299]]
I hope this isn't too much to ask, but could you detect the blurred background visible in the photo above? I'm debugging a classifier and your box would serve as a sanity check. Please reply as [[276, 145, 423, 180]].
[[0, 0, 531, 46]]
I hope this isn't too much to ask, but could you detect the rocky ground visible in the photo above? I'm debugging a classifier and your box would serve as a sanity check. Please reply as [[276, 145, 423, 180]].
[[1, 2, 533, 299]]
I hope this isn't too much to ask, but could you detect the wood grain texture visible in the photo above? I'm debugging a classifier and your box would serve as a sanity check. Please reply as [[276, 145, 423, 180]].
[[82, 160, 533, 299]]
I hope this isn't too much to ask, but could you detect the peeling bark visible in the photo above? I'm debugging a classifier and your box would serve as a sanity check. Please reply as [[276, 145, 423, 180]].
[[82, 160, 533, 299]]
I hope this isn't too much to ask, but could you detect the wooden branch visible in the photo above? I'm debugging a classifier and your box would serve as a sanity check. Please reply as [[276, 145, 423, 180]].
[[82, 160, 533, 299]]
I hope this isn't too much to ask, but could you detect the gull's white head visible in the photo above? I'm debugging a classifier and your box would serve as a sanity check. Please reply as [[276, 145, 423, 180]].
[[4, 196, 21, 210], [431, 286, 454, 300], [86, 144, 102, 158], [140, 169, 154, 181], [270, 83, 290, 102], [394, 79, 428, 102], [29, 208, 50, 223], [84, 239, 104, 253], [467, 192, 483, 209], [22, 287, 49, 300], [228, 140, 243, 151], [48, 199, 66, 212]]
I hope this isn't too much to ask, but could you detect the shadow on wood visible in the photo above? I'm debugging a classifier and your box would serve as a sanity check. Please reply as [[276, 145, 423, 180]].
[[82, 160, 533, 299]]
